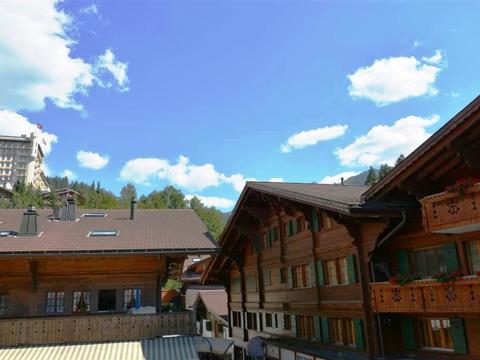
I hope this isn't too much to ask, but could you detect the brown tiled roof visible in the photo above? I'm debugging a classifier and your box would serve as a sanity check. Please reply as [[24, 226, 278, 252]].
[[195, 289, 228, 317], [0, 208, 218, 256], [247, 181, 369, 214]]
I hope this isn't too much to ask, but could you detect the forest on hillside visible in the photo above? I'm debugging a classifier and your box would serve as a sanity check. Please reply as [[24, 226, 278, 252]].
[[1, 177, 227, 240]]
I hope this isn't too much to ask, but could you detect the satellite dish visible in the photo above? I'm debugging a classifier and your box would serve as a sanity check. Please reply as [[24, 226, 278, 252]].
[[246, 336, 265, 357]]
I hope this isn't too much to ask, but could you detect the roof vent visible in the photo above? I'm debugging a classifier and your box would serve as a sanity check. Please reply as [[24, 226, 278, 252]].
[[61, 198, 76, 221], [130, 197, 137, 220], [19, 205, 39, 236]]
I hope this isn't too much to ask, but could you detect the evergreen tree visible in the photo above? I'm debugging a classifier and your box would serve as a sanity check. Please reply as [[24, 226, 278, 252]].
[[395, 154, 405, 166], [378, 164, 393, 180], [365, 167, 378, 185], [96, 181, 101, 194]]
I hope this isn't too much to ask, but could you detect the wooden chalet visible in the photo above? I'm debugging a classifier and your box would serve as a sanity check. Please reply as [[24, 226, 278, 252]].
[[203, 181, 391, 360], [0, 199, 218, 348], [204, 96, 480, 360], [366, 96, 480, 359]]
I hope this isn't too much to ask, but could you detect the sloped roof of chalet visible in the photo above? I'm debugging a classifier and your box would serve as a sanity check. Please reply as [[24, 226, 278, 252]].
[[0, 208, 218, 256], [364, 95, 480, 200], [247, 181, 369, 214], [194, 289, 229, 317]]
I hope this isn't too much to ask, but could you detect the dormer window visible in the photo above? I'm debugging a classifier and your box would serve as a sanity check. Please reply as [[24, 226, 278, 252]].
[[89, 230, 118, 237], [82, 212, 107, 218], [0, 231, 17, 237]]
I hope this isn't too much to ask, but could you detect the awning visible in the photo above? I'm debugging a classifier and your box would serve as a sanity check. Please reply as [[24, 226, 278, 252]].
[[194, 336, 233, 355], [0, 336, 199, 360]]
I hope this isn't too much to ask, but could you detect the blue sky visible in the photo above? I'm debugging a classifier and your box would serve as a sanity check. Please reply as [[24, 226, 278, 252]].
[[1, 1, 479, 210]]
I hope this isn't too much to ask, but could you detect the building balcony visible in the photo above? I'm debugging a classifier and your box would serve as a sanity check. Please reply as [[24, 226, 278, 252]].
[[0, 311, 195, 347], [370, 277, 480, 314], [420, 182, 480, 233]]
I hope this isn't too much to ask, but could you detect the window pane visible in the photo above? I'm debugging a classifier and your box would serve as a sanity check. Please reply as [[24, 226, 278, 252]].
[[421, 318, 453, 350], [467, 240, 480, 273], [339, 257, 348, 284], [327, 260, 338, 285], [414, 247, 446, 277]]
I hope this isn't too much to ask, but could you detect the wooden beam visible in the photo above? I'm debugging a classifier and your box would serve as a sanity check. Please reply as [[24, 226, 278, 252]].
[[25, 259, 37, 292]]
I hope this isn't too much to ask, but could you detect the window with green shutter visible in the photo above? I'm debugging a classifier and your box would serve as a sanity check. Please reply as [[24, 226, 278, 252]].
[[443, 242, 460, 273], [353, 319, 365, 350], [254, 235, 261, 253], [396, 249, 411, 277], [320, 316, 329, 343], [291, 219, 298, 235], [401, 317, 416, 351], [287, 266, 293, 288], [316, 260, 324, 286], [308, 262, 316, 287], [312, 209, 320, 232], [451, 318, 468, 354], [346, 255, 357, 284], [314, 316, 322, 341]]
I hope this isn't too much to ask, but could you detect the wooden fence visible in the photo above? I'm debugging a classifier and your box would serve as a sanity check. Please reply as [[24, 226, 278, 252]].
[[0, 312, 195, 347]]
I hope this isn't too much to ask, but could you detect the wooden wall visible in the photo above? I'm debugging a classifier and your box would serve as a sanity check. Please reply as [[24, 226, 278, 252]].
[[0, 254, 171, 317]]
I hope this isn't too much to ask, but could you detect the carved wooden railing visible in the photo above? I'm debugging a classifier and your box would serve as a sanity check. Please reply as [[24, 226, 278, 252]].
[[420, 183, 480, 233], [370, 277, 480, 313], [0, 311, 195, 347]]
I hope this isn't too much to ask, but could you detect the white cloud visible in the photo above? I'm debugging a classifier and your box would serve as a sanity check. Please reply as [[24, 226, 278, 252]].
[[60, 169, 76, 180], [0, 1, 128, 112], [422, 50, 443, 65], [335, 115, 439, 167], [348, 51, 444, 106], [185, 194, 235, 210], [320, 171, 359, 184], [77, 150, 109, 170], [94, 49, 129, 92], [268, 177, 284, 182], [120, 156, 282, 193], [79, 4, 98, 15], [0, 110, 58, 155], [280, 125, 348, 153]]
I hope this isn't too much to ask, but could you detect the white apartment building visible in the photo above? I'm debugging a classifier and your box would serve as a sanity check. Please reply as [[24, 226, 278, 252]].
[[0, 133, 50, 191]]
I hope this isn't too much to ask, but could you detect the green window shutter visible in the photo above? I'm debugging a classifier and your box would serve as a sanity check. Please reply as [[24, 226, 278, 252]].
[[443, 242, 460, 273], [320, 317, 329, 343], [312, 209, 319, 232], [287, 266, 294, 288], [316, 260, 324, 286], [254, 235, 261, 253], [291, 219, 298, 234], [401, 317, 416, 351], [314, 316, 321, 341], [347, 255, 357, 284], [353, 319, 365, 350], [396, 249, 411, 277], [287, 221, 293, 237], [295, 316, 301, 337], [308, 262, 316, 287], [451, 318, 468, 354]]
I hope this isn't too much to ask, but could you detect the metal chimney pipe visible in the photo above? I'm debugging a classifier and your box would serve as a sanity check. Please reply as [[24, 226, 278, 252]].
[[130, 197, 137, 220], [341, 177, 344, 186]]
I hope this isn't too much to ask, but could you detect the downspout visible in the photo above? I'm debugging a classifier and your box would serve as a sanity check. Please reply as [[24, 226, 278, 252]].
[[369, 210, 407, 358]]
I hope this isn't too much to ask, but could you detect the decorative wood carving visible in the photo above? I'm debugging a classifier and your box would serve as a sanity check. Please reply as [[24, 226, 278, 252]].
[[420, 183, 480, 233], [370, 278, 480, 313]]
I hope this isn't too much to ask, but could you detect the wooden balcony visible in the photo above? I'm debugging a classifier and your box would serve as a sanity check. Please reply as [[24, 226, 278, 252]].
[[370, 277, 480, 314], [420, 182, 480, 233], [0, 311, 195, 347]]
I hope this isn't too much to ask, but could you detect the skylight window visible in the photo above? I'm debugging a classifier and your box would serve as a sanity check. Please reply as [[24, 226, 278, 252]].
[[89, 230, 118, 237], [0, 231, 17, 237], [83, 212, 107, 218]]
